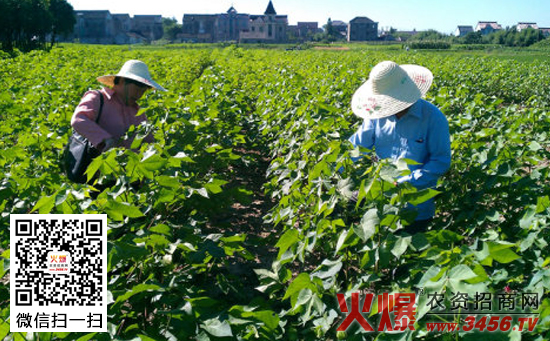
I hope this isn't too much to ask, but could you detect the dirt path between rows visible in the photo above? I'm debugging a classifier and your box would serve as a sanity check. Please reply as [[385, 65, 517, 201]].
[[204, 146, 278, 282]]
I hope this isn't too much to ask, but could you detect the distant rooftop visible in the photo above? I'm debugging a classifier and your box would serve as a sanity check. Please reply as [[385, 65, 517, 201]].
[[264, 1, 276, 15], [350, 16, 376, 24], [476, 21, 502, 30], [332, 20, 347, 26]]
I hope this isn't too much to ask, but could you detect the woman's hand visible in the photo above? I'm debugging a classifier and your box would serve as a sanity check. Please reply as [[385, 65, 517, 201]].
[[97, 137, 115, 152]]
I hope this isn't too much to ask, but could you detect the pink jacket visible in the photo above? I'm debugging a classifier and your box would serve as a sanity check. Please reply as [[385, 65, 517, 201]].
[[71, 87, 152, 149]]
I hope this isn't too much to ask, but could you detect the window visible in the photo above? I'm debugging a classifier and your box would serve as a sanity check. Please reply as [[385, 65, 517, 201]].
[[268, 24, 272, 37]]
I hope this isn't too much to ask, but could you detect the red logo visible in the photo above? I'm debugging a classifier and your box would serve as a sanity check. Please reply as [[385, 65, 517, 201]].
[[337, 292, 417, 332]]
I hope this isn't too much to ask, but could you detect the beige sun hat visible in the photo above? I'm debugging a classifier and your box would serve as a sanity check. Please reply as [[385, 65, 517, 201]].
[[351, 61, 433, 119], [97, 60, 167, 91]]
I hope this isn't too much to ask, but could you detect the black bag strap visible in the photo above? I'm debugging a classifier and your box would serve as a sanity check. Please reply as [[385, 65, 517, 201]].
[[95, 90, 104, 123]]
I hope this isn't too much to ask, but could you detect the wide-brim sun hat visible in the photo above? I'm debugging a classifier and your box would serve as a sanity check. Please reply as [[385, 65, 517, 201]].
[[351, 61, 433, 119], [97, 59, 167, 92]]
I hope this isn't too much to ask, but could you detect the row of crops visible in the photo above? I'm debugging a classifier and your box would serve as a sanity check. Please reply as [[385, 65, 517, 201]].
[[1, 45, 550, 340]]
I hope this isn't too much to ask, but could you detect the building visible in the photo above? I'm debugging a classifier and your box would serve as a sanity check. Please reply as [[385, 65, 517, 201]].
[[516, 22, 538, 32], [474, 21, 502, 35], [540, 28, 550, 37], [73, 11, 114, 44], [132, 15, 163, 41], [288, 22, 320, 42], [182, 14, 218, 42], [216, 7, 250, 41], [454, 25, 473, 37], [347, 16, 378, 41], [69, 10, 160, 44], [182, 2, 288, 43], [112, 14, 132, 44], [297, 22, 320, 39], [331, 20, 348, 38], [239, 1, 288, 43], [182, 6, 249, 42]]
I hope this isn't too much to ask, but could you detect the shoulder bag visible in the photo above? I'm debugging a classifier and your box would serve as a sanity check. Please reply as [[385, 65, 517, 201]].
[[63, 90, 104, 183]]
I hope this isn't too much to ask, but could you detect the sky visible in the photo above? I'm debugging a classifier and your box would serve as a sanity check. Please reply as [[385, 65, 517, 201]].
[[66, 0, 550, 34]]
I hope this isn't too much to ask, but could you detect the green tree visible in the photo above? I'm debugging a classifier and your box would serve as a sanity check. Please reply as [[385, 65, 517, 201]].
[[0, 0, 19, 51], [21, 0, 51, 49], [463, 31, 482, 44], [0, 0, 74, 51], [409, 29, 448, 41], [162, 17, 182, 42], [321, 18, 343, 42], [48, 0, 75, 48]]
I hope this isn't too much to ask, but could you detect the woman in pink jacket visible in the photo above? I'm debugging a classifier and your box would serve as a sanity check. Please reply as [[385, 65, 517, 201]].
[[71, 60, 167, 153]]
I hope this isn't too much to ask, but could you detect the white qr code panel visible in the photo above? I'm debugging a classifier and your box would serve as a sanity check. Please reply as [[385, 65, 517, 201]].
[[10, 214, 107, 332]]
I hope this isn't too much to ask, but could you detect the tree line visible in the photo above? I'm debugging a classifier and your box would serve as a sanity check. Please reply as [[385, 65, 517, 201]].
[[404, 27, 546, 47], [0, 0, 75, 52], [310, 18, 548, 48]]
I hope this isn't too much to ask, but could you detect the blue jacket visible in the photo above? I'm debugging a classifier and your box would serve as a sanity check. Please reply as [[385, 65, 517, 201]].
[[349, 99, 451, 220]]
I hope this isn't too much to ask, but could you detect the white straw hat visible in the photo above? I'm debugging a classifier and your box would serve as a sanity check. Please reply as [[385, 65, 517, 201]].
[[351, 61, 433, 119], [97, 60, 167, 92]]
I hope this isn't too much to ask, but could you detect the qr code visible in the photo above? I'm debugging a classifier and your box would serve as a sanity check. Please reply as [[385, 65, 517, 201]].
[[10, 214, 107, 333]]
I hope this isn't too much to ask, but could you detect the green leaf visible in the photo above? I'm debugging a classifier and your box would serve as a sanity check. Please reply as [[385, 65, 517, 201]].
[[335, 229, 350, 255], [229, 306, 280, 330], [191, 187, 209, 198], [137, 154, 166, 178], [391, 236, 411, 258], [275, 229, 300, 258], [474, 242, 492, 266], [449, 280, 487, 297], [520, 207, 536, 229], [145, 234, 170, 250], [31, 193, 56, 214], [115, 283, 163, 303], [86, 156, 103, 181], [448, 264, 477, 281], [156, 175, 181, 189], [536, 196, 550, 213], [75, 333, 97, 341], [149, 224, 172, 236], [36, 333, 52, 341], [520, 232, 539, 252], [0, 320, 9, 341], [312, 259, 342, 279], [244, 310, 279, 331], [112, 241, 148, 261], [417, 266, 443, 289], [204, 178, 228, 195], [201, 318, 233, 338], [488, 242, 521, 264], [356, 208, 378, 242], [283, 273, 314, 302], [447, 264, 486, 295], [172, 151, 194, 163], [529, 141, 542, 151], [399, 158, 422, 166], [138, 334, 158, 341], [0, 261, 5, 279], [105, 200, 144, 220], [295, 288, 314, 308], [403, 188, 440, 206]]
